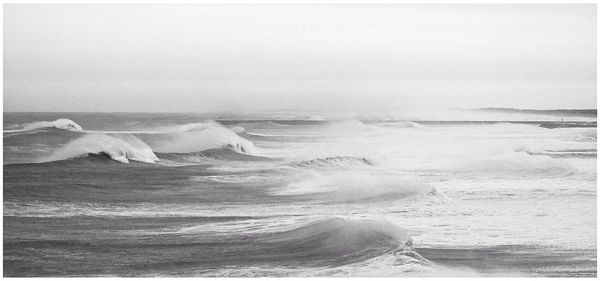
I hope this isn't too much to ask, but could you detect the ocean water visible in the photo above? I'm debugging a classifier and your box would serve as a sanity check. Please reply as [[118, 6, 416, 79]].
[[3, 112, 597, 277]]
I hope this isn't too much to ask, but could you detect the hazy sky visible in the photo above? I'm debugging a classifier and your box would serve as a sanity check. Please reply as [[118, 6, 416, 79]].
[[4, 4, 597, 113]]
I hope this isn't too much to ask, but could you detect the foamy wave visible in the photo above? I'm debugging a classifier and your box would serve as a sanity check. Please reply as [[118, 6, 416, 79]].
[[4, 118, 83, 133], [272, 172, 434, 202], [574, 129, 597, 142], [142, 121, 257, 154], [394, 121, 424, 128], [317, 119, 378, 133], [515, 145, 596, 159], [452, 152, 576, 177], [230, 126, 246, 133], [41, 134, 158, 164], [513, 144, 540, 154], [287, 156, 374, 169]]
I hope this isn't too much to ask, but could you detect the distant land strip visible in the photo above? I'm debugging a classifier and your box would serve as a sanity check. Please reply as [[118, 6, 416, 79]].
[[216, 120, 597, 128], [471, 108, 597, 117]]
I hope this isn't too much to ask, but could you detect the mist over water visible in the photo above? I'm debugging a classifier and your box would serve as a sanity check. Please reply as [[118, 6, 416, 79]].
[[4, 5, 596, 112], [3, 3, 597, 277], [3, 110, 596, 277]]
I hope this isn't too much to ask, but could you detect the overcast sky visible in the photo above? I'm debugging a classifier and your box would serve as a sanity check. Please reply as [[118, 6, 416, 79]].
[[4, 4, 597, 113]]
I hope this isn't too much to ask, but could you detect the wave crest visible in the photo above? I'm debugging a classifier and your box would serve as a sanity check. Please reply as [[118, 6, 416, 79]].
[[5, 118, 83, 133], [288, 156, 374, 169], [314, 119, 379, 134], [394, 121, 424, 128], [261, 218, 412, 261], [185, 217, 422, 272], [574, 129, 597, 142], [142, 121, 257, 154], [230, 126, 246, 133], [42, 134, 158, 164]]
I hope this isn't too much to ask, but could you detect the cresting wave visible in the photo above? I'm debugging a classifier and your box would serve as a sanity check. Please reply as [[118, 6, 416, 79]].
[[30, 120, 259, 164], [319, 119, 377, 133], [574, 129, 597, 142], [141, 121, 257, 154], [515, 146, 597, 159], [257, 218, 415, 263], [4, 118, 84, 133], [41, 134, 159, 164], [206, 216, 431, 276], [287, 156, 374, 169], [391, 121, 424, 128], [157, 147, 274, 165]]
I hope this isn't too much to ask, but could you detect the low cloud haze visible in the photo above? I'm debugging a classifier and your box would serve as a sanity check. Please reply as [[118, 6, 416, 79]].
[[4, 4, 597, 113]]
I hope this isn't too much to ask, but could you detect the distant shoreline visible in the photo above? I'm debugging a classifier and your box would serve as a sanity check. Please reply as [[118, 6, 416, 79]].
[[471, 108, 597, 117], [4, 108, 598, 116], [216, 120, 598, 128]]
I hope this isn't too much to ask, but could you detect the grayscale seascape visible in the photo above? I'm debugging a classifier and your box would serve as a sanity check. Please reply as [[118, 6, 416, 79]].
[[3, 4, 597, 278], [3, 111, 597, 277]]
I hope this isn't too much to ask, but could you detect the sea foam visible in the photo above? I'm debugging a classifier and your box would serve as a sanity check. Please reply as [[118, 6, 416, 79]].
[[273, 171, 434, 202]]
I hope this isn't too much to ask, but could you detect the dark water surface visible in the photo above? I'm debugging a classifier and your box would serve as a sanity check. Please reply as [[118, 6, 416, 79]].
[[4, 112, 597, 276]]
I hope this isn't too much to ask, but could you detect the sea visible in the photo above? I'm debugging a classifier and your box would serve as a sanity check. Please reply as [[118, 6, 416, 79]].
[[3, 110, 597, 277]]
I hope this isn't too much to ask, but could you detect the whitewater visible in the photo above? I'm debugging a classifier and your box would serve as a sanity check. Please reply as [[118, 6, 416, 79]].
[[3, 111, 597, 277]]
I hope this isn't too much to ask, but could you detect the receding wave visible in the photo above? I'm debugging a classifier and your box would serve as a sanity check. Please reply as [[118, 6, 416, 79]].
[[40, 134, 159, 164], [287, 156, 374, 169], [4, 118, 83, 133]]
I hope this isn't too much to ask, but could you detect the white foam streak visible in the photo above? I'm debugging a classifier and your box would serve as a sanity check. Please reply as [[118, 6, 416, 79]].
[[272, 171, 434, 202]]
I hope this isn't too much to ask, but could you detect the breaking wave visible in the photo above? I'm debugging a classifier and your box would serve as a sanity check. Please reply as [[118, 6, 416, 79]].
[[242, 217, 425, 267], [320, 119, 377, 133], [4, 119, 83, 133], [287, 156, 374, 169], [13, 120, 260, 164], [141, 121, 257, 154], [393, 121, 424, 128], [180, 217, 426, 272], [41, 134, 159, 164], [157, 148, 273, 164], [516, 146, 597, 159], [573, 129, 597, 142], [230, 126, 246, 133], [262, 217, 410, 252]]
